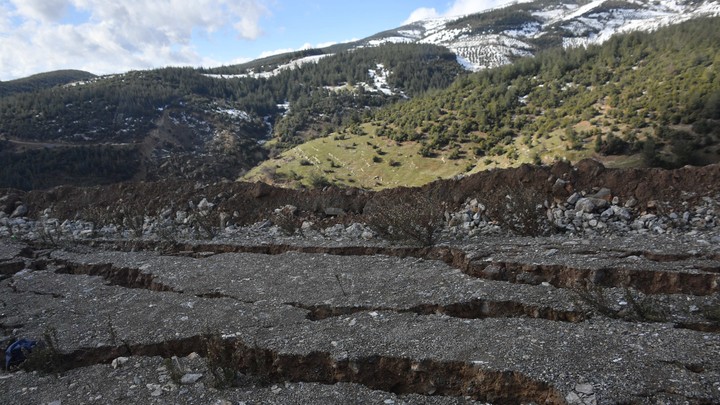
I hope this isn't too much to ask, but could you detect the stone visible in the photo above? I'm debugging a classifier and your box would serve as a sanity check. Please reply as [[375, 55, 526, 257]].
[[600, 207, 614, 220], [219, 212, 229, 229], [575, 158, 605, 177], [276, 205, 297, 215], [575, 383, 594, 395], [180, 373, 203, 384], [111, 357, 129, 369], [566, 391, 582, 404], [197, 198, 214, 211], [567, 192, 581, 205], [345, 223, 365, 238], [575, 198, 607, 214], [625, 197, 638, 208], [614, 207, 633, 221], [10, 205, 27, 218], [591, 188, 612, 201], [324, 207, 345, 216], [146, 383, 163, 397], [323, 224, 345, 237]]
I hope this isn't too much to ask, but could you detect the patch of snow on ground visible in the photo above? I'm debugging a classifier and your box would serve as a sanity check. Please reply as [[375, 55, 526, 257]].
[[504, 22, 543, 37], [203, 74, 247, 79], [561, 1, 720, 49], [205, 54, 332, 80], [397, 29, 423, 38], [419, 17, 451, 32], [563, 0, 608, 22], [216, 108, 250, 121], [456, 55, 480, 71], [367, 37, 414, 46], [533, 4, 576, 23], [367, 64, 394, 95], [421, 28, 469, 45]]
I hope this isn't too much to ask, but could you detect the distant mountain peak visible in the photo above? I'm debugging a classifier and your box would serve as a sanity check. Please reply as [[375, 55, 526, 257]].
[[359, 0, 720, 71]]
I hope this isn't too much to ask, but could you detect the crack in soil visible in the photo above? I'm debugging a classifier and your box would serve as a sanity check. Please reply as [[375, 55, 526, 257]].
[[287, 300, 586, 323], [115, 240, 720, 296], [0, 260, 25, 276], [53, 334, 566, 405], [42, 243, 720, 332], [195, 292, 255, 304], [467, 260, 719, 295], [54, 261, 180, 293], [9, 285, 64, 299]]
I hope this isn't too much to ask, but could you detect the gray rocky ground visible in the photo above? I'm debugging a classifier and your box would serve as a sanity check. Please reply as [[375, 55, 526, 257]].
[[1, 229, 720, 404]]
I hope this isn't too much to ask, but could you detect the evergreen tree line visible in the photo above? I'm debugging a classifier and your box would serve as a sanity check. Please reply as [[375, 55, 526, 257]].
[[374, 17, 720, 167], [0, 43, 462, 145]]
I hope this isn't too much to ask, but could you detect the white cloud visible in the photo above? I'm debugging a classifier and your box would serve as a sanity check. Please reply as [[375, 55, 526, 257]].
[[0, 0, 271, 80], [315, 41, 338, 49], [9, 0, 68, 22], [258, 47, 297, 58], [404, 0, 526, 25], [403, 7, 440, 25]]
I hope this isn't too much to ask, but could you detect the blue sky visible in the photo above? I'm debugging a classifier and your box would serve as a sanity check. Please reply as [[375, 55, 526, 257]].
[[0, 0, 512, 80]]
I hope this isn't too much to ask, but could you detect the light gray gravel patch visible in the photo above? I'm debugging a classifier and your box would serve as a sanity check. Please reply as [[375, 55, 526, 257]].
[[0, 355, 486, 405], [51, 249, 583, 319]]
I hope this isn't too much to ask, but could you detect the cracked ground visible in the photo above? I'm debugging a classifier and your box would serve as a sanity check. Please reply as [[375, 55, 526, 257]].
[[1, 234, 720, 404]]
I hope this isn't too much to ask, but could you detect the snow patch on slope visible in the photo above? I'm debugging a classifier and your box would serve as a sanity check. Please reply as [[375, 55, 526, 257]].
[[205, 54, 332, 80], [367, 64, 394, 95]]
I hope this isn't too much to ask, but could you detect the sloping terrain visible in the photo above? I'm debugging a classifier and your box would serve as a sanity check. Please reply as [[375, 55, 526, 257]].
[[0, 44, 460, 190], [2, 1, 719, 191], [1, 161, 720, 404], [0, 69, 96, 97], [246, 17, 720, 189], [360, 0, 720, 70]]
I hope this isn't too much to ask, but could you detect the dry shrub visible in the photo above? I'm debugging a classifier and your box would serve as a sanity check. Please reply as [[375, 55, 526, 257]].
[[573, 281, 668, 322], [482, 185, 553, 236], [21, 327, 63, 374], [270, 206, 303, 235], [364, 190, 447, 246], [203, 333, 238, 388]]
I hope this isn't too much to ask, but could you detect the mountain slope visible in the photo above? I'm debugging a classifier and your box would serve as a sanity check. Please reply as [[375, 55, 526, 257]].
[[363, 0, 720, 70], [0, 44, 461, 190], [2, 0, 720, 190], [243, 16, 720, 189], [0, 70, 96, 97]]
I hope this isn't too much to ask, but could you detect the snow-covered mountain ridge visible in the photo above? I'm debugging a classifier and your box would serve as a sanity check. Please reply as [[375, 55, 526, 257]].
[[361, 0, 720, 71]]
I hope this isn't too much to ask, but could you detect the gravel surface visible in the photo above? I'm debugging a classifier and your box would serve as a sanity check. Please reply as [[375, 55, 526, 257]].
[[2, 233, 720, 404]]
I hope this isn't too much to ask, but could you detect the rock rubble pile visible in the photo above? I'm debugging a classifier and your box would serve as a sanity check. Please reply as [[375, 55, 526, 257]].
[[2, 184, 719, 244], [447, 187, 719, 238]]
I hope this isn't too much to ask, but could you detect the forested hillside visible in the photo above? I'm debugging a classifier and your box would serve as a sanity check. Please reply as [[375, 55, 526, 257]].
[[0, 70, 96, 97], [2, 4, 719, 191], [377, 17, 720, 164], [245, 17, 720, 189], [0, 43, 462, 190]]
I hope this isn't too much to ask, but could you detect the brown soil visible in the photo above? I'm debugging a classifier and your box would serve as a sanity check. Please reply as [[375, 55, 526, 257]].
[[10, 160, 720, 226]]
